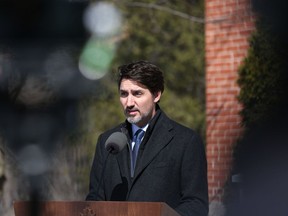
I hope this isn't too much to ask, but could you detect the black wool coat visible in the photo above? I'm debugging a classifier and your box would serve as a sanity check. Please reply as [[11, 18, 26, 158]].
[[86, 109, 208, 216]]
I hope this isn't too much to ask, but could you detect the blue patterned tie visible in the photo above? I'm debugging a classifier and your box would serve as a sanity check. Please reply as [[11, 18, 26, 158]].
[[131, 129, 145, 177]]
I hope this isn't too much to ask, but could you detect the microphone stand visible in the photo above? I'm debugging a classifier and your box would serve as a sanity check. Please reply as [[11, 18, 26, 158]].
[[95, 149, 112, 200]]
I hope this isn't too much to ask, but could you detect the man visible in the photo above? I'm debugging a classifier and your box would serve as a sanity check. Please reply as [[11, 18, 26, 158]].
[[86, 60, 208, 216]]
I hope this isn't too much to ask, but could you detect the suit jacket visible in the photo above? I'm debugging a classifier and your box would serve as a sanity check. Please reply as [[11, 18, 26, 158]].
[[86, 108, 208, 216]]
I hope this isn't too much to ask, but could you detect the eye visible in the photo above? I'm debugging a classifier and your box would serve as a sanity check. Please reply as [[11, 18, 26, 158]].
[[120, 91, 128, 97], [134, 91, 143, 97]]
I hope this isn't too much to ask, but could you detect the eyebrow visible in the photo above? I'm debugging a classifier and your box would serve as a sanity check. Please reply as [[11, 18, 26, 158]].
[[119, 88, 144, 92]]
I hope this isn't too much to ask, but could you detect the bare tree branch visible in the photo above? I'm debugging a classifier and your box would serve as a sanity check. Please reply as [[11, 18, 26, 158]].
[[126, 2, 205, 23], [125, 2, 229, 24]]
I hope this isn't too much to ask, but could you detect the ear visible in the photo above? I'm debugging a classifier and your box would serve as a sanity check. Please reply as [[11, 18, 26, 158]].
[[153, 91, 162, 103]]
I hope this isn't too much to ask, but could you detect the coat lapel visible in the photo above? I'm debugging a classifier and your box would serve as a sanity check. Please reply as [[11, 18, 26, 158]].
[[132, 114, 174, 182]]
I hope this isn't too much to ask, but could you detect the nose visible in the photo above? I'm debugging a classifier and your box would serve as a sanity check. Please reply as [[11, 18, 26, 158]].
[[126, 95, 135, 107]]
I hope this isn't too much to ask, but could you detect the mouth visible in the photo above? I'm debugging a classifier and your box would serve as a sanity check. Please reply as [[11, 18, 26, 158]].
[[126, 109, 138, 116]]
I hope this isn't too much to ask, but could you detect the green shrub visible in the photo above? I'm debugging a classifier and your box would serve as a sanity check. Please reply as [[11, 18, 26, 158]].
[[237, 19, 284, 127]]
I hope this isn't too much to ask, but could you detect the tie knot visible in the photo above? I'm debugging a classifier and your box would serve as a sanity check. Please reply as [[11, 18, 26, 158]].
[[135, 129, 145, 139]]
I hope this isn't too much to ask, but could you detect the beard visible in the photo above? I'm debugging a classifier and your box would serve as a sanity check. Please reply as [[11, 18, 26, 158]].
[[127, 115, 141, 124], [125, 109, 151, 126]]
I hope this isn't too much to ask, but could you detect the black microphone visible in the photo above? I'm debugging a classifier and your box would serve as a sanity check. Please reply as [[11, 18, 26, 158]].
[[105, 132, 128, 154], [92, 132, 127, 200]]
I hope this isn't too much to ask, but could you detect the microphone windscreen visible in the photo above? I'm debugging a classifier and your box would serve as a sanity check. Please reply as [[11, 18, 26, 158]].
[[105, 132, 127, 154]]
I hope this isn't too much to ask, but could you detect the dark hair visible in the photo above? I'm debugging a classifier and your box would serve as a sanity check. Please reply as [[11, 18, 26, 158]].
[[117, 60, 164, 94]]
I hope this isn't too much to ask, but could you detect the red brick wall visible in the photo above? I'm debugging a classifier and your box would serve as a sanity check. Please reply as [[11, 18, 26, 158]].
[[205, 0, 255, 202]]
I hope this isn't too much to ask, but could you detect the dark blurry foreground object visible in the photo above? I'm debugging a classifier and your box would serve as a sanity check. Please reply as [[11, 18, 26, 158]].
[[0, 0, 87, 42], [0, 0, 91, 205], [226, 1, 288, 216]]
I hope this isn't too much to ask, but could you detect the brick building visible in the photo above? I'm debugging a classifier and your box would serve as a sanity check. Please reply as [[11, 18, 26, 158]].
[[205, 0, 255, 203]]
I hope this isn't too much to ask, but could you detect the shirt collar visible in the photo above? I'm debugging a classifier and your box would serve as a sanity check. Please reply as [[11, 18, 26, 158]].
[[132, 123, 149, 136]]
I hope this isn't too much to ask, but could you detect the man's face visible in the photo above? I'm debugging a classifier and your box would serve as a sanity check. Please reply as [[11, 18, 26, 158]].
[[119, 79, 161, 127]]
